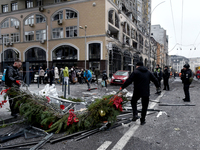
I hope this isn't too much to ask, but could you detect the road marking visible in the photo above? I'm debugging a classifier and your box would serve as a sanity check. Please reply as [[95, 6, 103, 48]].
[[97, 141, 112, 150], [111, 91, 165, 150]]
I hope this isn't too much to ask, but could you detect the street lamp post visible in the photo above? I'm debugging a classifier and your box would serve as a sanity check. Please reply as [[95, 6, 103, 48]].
[[148, 1, 165, 70], [79, 25, 87, 70]]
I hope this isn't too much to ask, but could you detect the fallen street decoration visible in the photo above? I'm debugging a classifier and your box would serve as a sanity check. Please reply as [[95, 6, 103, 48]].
[[2, 86, 128, 134]]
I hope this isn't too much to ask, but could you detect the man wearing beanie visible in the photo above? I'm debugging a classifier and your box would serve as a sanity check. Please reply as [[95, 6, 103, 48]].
[[119, 61, 159, 125], [181, 64, 193, 102]]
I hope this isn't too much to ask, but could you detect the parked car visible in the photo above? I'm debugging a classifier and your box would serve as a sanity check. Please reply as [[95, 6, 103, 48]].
[[110, 70, 130, 85]]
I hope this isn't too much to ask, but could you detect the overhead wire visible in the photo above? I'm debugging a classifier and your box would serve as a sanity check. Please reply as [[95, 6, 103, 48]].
[[169, 0, 177, 44]]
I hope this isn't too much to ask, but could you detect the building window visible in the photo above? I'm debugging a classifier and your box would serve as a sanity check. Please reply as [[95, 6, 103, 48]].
[[25, 47, 46, 61], [25, 15, 34, 25], [2, 4, 8, 13], [108, 10, 114, 24], [52, 45, 77, 60], [52, 11, 63, 21], [2, 34, 9, 44], [11, 33, 20, 43], [11, 3, 18, 11], [25, 31, 34, 41], [66, 10, 77, 19], [66, 26, 77, 37], [11, 18, 19, 27], [37, 0, 43, 6], [1, 19, 9, 28], [55, 0, 61, 3], [89, 43, 101, 60], [36, 15, 46, 23], [36, 30, 46, 41], [26, 0, 33, 8], [52, 28, 63, 39]]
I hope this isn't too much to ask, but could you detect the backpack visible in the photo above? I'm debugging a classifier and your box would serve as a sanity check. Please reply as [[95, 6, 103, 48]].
[[1, 69, 6, 81]]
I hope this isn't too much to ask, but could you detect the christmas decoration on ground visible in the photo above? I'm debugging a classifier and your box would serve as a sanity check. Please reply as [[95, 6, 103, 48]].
[[3, 86, 128, 134]]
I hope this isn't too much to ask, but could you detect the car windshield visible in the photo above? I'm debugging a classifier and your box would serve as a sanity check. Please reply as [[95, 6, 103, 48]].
[[115, 71, 128, 76]]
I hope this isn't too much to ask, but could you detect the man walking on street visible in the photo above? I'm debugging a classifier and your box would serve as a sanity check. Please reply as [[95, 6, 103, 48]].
[[163, 66, 170, 91], [84, 69, 92, 91], [154, 64, 162, 94], [5, 59, 22, 118], [181, 64, 193, 102], [120, 62, 159, 125]]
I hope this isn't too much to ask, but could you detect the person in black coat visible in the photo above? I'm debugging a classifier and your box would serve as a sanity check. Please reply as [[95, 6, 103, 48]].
[[163, 66, 170, 90], [102, 70, 108, 87], [5, 59, 22, 117], [120, 61, 159, 125], [181, 64, 193, 102], [49, 67, 54, 86]]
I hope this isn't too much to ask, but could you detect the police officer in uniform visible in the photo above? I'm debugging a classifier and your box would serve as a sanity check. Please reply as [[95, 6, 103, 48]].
[[120, 62, 159, 125], [163, 66, 170, 90], [181, 64, 193, 102]]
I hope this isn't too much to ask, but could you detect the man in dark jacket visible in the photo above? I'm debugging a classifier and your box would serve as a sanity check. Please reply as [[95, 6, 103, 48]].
[[181, 64, 193, 102], [5, 59, 22, 117], [163, 66, 170, 90], [120, 62, 159, 125]]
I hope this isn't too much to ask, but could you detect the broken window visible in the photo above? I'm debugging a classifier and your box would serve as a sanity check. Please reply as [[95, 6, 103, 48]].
[[115, 12, 119, 28], [1, 19, 9, 28], [11, 18, 19, 27], [25, 15, 34, 25], [52, 28, 63, 39], [36, 15, 46, 23], [25, 47, 46, 61], [66, 10, 77, 19], [11, 33, 20, 43], [52, 11, 63, 21], [66, 26, 77, 37], [52, 45, 77, 60], [25, 31, 34, 41], [36, 30, 46, 41], [89, 43, 101, 60], [127, 24, 130, 36], [109, 10, 114, 24], [3, 49, 19, 61]]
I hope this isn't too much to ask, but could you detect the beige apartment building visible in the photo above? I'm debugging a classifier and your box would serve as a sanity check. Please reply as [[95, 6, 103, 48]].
[[0, 0, 154, 76]]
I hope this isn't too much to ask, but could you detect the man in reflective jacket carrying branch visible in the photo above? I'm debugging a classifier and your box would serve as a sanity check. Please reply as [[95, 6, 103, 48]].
[[120, 62, 159, 125], [5, 59, 22, 117]]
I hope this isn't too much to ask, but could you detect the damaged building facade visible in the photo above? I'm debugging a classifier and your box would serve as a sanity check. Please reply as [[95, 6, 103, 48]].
[[0, 0, 157, 75]]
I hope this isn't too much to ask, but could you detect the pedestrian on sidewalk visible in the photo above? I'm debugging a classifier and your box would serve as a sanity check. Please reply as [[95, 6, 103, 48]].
[[54, 67, 59, 84], [94, 67, 100, 84], [119, 61, 159, 125], [59, 68, 63, 84], [49, 67, 54, 86], [154, 64, 162, 94], [163, 66, 170, 91], [39, 67, 45, 84], [181, 64, 193, 102], [102, 70, 108, 88], [63, 67, 69, 86], [5, 59, 22, 118], [84, 69, 92, 91]]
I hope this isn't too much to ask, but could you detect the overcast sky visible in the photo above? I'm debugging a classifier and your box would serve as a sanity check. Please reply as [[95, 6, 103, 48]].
[[151, 0, 200, 58]]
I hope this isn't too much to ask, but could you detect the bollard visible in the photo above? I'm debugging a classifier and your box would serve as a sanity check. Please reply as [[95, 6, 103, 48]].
[[64, 81, 66, 99], [68, 81, 70, 95], [37, 77, 39, 88]]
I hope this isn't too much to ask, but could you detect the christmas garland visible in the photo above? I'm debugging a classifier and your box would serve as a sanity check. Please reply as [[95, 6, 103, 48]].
[[2, 87, 128, 134]]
